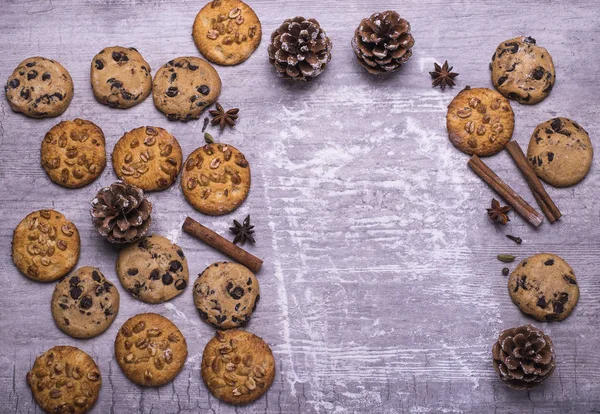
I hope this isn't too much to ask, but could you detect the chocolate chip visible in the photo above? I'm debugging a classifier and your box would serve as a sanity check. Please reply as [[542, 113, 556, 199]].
[[174, 279, 187, 291], [505, 42, 519, 54], [53, 92, 63, 101], [235, 303, 240, 311], [197, 309, 208, 320], [545, 314, 558, 321], [95, 285, 104, 296], [564, 275, 577, 285], [104, 308, 113, 316], [507, 92, 518, 100], [8, 78, 19, 89], [547, 152, 554, 162], [90, 272, 100, 282], [552, 300, 564, 314], [128, 268, 139, 276], [551, 118, 562, 132], [545, 128, 554, 135], [59, 303, 68, 310], [69, 276, 80, 286], [542, 83, 554, 93], [524, 36, 536, 44], [121, 91, 134, 100], [70, 287, 82, 299], [497, 76, 507, 86], [95, 59, 104, 70], [544, 259, 555, 266], [188, 64, 198, 70], [176, 249, 185, 259], [572, 122, 582, 130], [40, 72, 51, 82], [103, 281, 111, 292], [215, 315, 227, 324], [169, 261, 183, 272], [64, 318, 70, 326], [196, 101, 206, 107], [27, 70, 38, 80], [110, 81, 123, 90], [532, 67, 544, 80], [197, 85, 210, 95], [162, 273, 173, 285], [228, 286, 244, 300], [502, 268, 509, 276], [559, 292, 569, 303], [149, 269, 161, 280], [26, 62, 36, 67], [170, 73, 177, 82], [112, 51, 129, 63], [80, 296, 93, 309], [252, 295, 260, 312], [166, 87, 179, 97], [491, 52, 496, 62], [190, 95, 197, 103], [20, 88, 30, 100], [231, 316, 239, 323], [520, 276, 527, 290], [537, 297, 546, 308], [138, 239, 151, 250], [247, 277, 252, 285]]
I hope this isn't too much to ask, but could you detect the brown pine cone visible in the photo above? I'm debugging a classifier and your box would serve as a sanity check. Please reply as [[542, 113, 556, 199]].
[[90, 181, 152, 244], [492, 325, 556, 389], [268, 16, 332, 82], [351, 11, 415, 75]]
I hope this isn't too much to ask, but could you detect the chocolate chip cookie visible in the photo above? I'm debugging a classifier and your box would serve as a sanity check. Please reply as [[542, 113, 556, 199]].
[[152, 57, 221, 121], [192, 0, 262, 66], [181, 143, 250, 215], [201, 329, 275, 405], [41, 118, 107, 188], [51, 266, 120, 339], [115, 313, 188, 386], [193, 262, 260, 329], [27, 346, 101, 414], [12, 210, 80, 282], [91, 46, 152, 109], [446, 87, 514, 156], [116, 235, 189, 303], [490, 36, 555, 105], [5, 57, 73, 118], [528, 117, 593, 187], [509, 253, 580, 322], [112, 126, 183, 191]]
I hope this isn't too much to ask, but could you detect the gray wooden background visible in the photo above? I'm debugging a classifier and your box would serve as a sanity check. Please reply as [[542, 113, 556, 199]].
[[1, 0, 599, 412]]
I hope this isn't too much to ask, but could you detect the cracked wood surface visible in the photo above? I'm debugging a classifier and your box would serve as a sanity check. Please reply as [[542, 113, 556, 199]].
[[1, 0, 599, 413]]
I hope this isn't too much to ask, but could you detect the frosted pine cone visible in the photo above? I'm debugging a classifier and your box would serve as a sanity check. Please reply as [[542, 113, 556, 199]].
[[90, 181, 152, 244], [352, 11, 414, 75], [268, 16, 332, 81], [492, 325, 555, 389]]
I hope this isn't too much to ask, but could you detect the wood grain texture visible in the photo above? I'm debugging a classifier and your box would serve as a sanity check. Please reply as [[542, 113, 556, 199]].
[[1, 0, 599, 412]]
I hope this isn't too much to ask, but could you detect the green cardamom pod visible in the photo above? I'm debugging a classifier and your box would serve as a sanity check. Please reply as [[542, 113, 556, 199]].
[[497, 254, 516, 263], [204, 133, 214, 144]]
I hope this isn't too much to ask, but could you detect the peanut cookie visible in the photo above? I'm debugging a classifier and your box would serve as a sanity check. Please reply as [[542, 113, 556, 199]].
[[192, 0, 262, 66], [509, 253, 580, 322], [116, 235, 189, 303], [491, 36, 555, 105], [27, 346, 101, 414], [41, 118, 107, 188], [181, 143, 250, 215], [446, 87, 514, 156], [201, 329, 275, 405], [112, 126, 183, 191], [115, 313, 188, 386], [527, 117, 593, 187], [194, 262, 260, 329], [152, 57, 221, 121], [51, 266, 120, 339], [5, 57, 73, 118], [91, 46, 152, 109], [12, 210, 80, 282]]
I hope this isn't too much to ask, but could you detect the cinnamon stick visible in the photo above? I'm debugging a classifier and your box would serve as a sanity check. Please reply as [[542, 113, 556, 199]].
[[468, 155, 544, 228], [505, 141, 562, 223], [182, 217, 263, 273]]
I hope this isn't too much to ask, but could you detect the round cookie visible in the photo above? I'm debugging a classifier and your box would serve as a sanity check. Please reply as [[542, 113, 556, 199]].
[[116, 235, 189, 303], [152, 57, 221, 121], [90, 46, 152, 109], [5, 57, 73, 118], [181, 143, 250, 215], [112, 126, 183, 191], [527, 117, 593, 187], [490, 36, 555, 105], [115, 313, 188, 387], [193, 262, 260, 329], [12, 209, 80, 282], [192, 0, 262, 66], [41, 118, 107, 188], [26, 346, 101, 414], [508, 253, 580, 322], [51, 266, 120, 339], [201, 329, 275, 405], [446, 87, 514, 156]]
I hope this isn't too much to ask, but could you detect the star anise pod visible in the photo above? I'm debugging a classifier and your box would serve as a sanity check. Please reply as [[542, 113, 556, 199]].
[[230, 215, 255, 245], [429, 60, 459, 91], [487, 198, 511, 224], [209, 103, 239, 130]]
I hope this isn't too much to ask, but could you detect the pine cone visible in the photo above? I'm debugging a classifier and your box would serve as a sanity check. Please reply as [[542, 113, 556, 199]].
[[492, 325, 555, 389], [351, 11, 415, 75], [90, 181, 152, 244], [268, 17, 332, 82]]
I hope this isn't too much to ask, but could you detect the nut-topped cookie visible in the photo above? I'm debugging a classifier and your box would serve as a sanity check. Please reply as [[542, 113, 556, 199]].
[[446, 87, 514, 156], [91, 46, 152, 109], [192, 0, 262, 66], [116, 235, 189, 303], [527, 117, 593, 187], [509, 253, 580, 322], [152, 57, 221, 121], [112, 126, 183, 191], [12, 210, 80, 282], [51, 266, 120, 339], [194, 262, 260, 329], [181, 143, 250, 215], [41, 118, 107, 188], [201, 329, 275, 405], [27, 346, 102, 414], [491, 36, 555, 105], [115, 313, 188, 386], [5, 57, 73, 118]]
